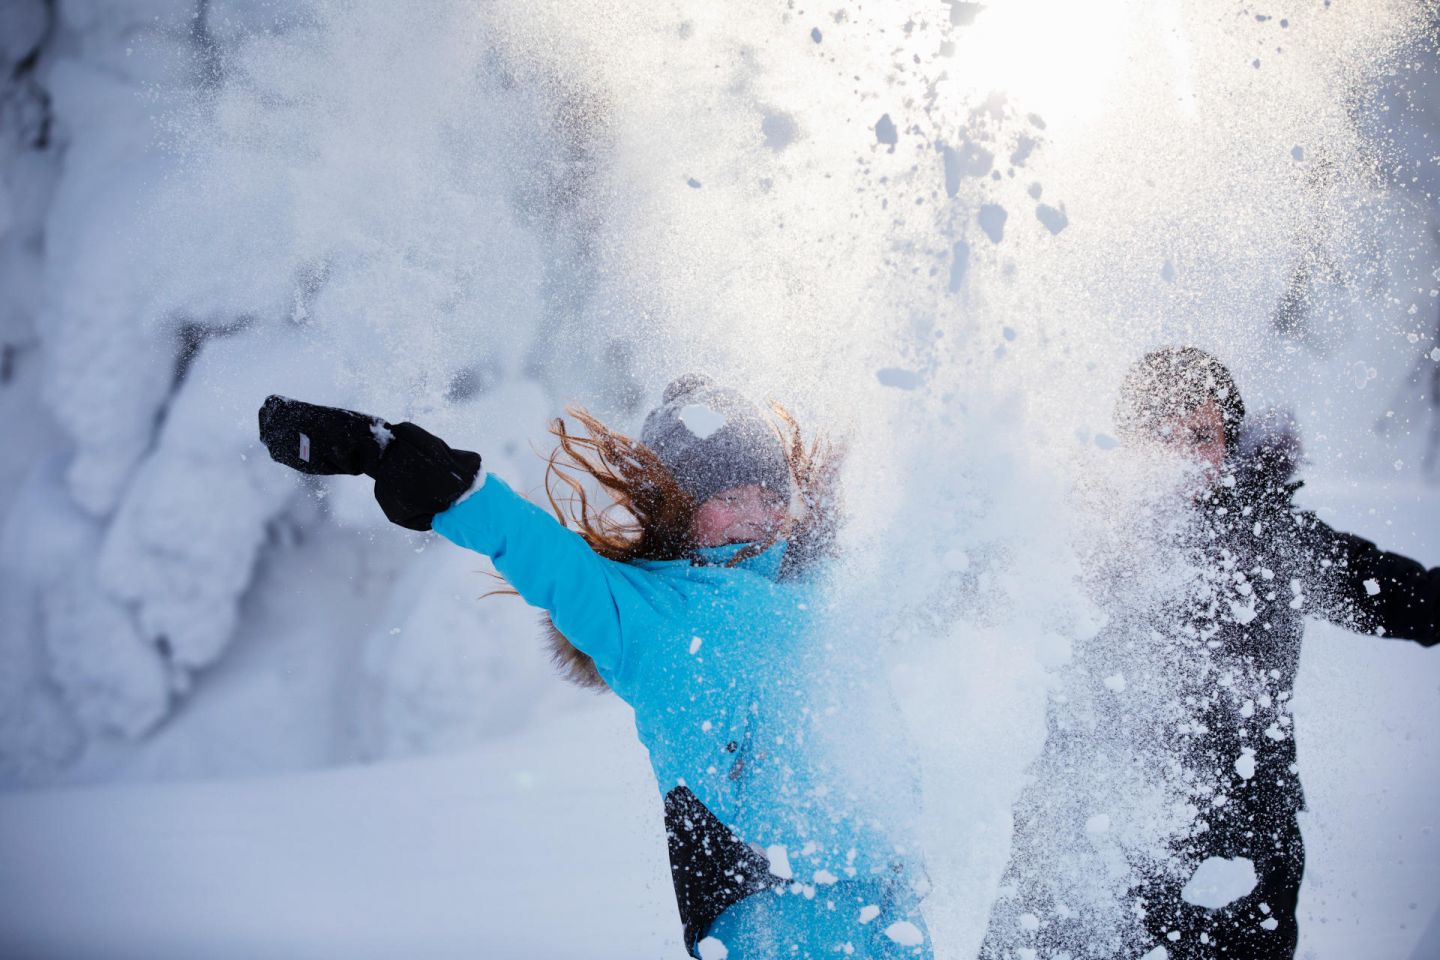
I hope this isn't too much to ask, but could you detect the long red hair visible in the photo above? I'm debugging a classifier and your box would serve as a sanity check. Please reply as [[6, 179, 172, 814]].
[[531, 402, 843, 689]]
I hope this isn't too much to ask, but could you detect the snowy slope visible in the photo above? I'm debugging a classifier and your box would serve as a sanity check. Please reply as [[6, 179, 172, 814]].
[[0, 700, 683, 960], [1, 483, 1435, 960], [1, 3, 1439, 959]]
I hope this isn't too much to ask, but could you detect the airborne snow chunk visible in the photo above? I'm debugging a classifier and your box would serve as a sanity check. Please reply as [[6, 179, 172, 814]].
[[978, 204, 1008, 243], [884, 921, 925, 946], [765, 844, 794, 880], [698, 936, 730, 959], [678, 404, 726, 440], [1181, 856, 1257, 908], [1035, 203, 1068, 234], [875, 114, 898, 148], [876, 368, 922, 390], [1235, 748, 1257, 780]]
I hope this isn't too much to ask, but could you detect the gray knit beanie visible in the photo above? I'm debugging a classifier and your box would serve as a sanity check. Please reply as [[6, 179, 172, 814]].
[[640, 373, 792, 507]]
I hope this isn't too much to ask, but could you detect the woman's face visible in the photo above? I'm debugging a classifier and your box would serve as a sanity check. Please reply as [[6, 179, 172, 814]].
[[689, 485, 787, 547]]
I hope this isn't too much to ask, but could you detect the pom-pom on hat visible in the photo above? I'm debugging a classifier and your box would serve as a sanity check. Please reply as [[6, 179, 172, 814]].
[[641, 373, 792, 507]]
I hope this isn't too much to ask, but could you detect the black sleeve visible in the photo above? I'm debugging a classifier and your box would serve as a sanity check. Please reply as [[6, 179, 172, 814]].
[[1295, 512, 1440, 647]]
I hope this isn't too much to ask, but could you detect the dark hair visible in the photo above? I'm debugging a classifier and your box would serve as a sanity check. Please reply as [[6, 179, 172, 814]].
[[1114, 347, 1246, 444]]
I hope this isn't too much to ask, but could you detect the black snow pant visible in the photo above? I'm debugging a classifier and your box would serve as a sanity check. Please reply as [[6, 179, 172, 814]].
[[1136, 814, 1305, 960]]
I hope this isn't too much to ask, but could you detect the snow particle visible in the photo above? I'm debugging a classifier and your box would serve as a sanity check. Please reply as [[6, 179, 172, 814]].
[[698, 936, 730, 960], [766, 844, 794, 880], [978, 203, 1008, 243], [883, 921, 925, 946], [1035, 203, 1068, 234], [876, 367, 922, 390], [1085, 813, 1112, 835], [762, 112, 798, 152], [689, 636, 704, 655], [1235, 748, 1256, 780], [875, 114, 898, 148], [951, 2, 983, 26], [1018, 913, 1041, 932], [811, 26, 823, 42], [814, 869, 839, 885], [1181, 857, 1257, 909], [858, 904, 881, 924], [949, 240, 970, 293], [1103, 673, 1127, 693], [1363, 578, 1381, 596], [679, 404, 727, 440]]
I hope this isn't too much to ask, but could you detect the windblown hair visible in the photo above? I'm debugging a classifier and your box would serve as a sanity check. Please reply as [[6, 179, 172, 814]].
[[531, 403, 843, 690], [1114, 346, 1246, 444]]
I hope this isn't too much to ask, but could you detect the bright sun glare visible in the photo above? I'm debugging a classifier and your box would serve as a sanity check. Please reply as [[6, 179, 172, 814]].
[[946, 0, 1151, 131]]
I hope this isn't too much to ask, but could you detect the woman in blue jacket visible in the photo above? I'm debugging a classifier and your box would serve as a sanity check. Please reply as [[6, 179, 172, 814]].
[[258, 374, 930, 959]]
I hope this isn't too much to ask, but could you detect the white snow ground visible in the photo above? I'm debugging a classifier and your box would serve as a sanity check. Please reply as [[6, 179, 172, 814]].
[[2, 2, 1439, 958], [0, 700, 680, 960], [0, 482, 1435, 960]]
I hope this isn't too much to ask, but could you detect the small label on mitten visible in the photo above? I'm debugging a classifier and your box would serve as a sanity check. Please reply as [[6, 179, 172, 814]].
[[299, 433, 311, 462]]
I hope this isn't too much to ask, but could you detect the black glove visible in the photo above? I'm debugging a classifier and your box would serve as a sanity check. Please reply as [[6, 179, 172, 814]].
[[372, 422, 482, 532], [258, 395, 386, 477], [259, 395, 481, 532]]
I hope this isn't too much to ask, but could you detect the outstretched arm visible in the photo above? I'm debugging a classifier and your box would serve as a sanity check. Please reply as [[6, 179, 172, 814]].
[[431, 474, 662, 676], [1296, 512, 1440, 647], [258, 396, 655, 675]]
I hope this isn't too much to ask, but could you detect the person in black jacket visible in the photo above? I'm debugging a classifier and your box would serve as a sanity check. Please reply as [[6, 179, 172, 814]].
[[979, 347, 1439, 960]]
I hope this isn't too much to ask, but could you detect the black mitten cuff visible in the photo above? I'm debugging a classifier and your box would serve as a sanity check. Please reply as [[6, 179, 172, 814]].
[[372, 422, 483, 531]]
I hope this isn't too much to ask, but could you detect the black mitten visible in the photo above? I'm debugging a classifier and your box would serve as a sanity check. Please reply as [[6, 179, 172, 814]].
[[259, 395, 386, 477], [373, 422, 482, 531]]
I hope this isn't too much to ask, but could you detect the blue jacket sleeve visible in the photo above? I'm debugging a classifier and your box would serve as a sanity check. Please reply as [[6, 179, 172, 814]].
[[431, 475, 662, 675]]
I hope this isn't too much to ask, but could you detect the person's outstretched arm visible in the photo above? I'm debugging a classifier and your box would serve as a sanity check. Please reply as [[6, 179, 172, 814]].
[[258, 396, 657, 676], [431, 472, 665, 677], [1295, 511, 1440, 647]]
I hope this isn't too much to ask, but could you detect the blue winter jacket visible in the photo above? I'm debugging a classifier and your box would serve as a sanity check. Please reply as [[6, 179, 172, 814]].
[[432, 474, 908, 885]]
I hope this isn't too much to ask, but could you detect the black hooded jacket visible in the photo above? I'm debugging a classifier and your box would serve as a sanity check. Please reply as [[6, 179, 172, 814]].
[[978, 453, 1438, 960], [1182, 462, 1438, 833]]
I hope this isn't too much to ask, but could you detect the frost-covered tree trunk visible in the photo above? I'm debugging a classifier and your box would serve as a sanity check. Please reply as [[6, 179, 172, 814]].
[[0, 0, 624, 785]]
